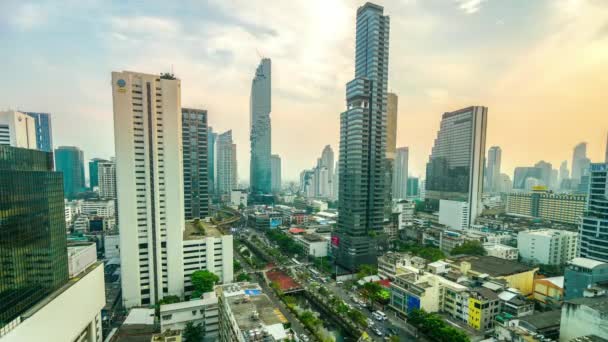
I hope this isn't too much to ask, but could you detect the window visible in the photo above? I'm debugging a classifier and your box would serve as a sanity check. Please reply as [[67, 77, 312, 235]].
[[162, 314, 172, 320]]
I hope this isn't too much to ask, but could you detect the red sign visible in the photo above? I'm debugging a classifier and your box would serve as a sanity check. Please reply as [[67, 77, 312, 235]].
[[331, 236, 340, 247]]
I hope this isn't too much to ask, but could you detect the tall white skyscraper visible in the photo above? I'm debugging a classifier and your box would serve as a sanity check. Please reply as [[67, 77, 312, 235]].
[[319, 145, 334, 198], [216, 130, 237, 195], [485, 146, 501, 193], [393, 147, 409, 200], [271, 154, 282, 193], [0, 110, 37, 149], [98, 159, 116, 199], [112, 71, 185, 307], [572, 142, 588, 182]]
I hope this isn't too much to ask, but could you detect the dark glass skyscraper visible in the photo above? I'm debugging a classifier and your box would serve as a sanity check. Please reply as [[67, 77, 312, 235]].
[[250, 58, 272, 194], [579, 163, 608, 262], [0, 145, 68, 328], [23, 112, 53, 152], [208, 126, 217, 197], [333, 2, 390, 271], [88, 157, 108, 189], [182, 108, 209, 219], [55, 146, 85, 199]]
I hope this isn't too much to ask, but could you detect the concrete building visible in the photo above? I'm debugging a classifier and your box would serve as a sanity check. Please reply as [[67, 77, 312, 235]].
[[271, 154, 281, 193], [438, 199, 470, 230], [88, 158, 106, 189], [534, 160, 553, 188], [495, 310, 561, 342], [483, 243, 518, 260], [216, 130, 237, 196], [513, 166, 542, 190], [571, 142, 588, 182], [55, 146, 86, 199], [533, 276, 564, 305], [98, 159, 117, 199], [182, 108, 209, 220], [486, 146, 501, 193], [560, 296, 608, 342], [293, 233, 329, 258], [160, 292, 219, 341], [208, 127, 217, 196], [394, 200, 415, 230], [378, 253, 427, 280], [564, 257, 608, 300], [579, 163, 608, 262], [333, 2, 391, 271], [393, 147, 409, 200], [0, 110, 37, 149], [216, 282, 292, 341], [250, 58, 272, 195], [182, 222, 233, 295], [112, 70, 185, 307], [23, 111, 53, 152], [104, 234, 120, 262], [425, 106, 487, 228], [517, 229, 579, 265], [230, 189, 248, 209], [506, 190, 586, 225], [81, 199, 115, 218]]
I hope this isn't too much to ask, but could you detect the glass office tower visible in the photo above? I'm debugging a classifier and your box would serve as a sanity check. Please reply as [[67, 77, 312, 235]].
[[23, 112, 53, 152], [333, 2, 390, 271], [0, 145, 68, 328], [55, 146, 85, 199], [250, 58, 272, 194], [182, 108, 209, 219]]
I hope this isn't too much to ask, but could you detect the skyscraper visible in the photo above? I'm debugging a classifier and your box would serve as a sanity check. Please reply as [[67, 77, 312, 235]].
[[55, 146, 85, 199], [217, 130, 237, 196], [559, 160, 569, 189], [393, 147, 408, 200], [425, 106, 487, 227], [572, 142, 588, 182], [0, 110, 37, 149], [88, 158, 108, 189], [271, 154, 282, 193], [23, 111, 53, 152], [98, 159, 116, 199], [182, 108, 209, 220], [0, 145, 68, 328], [386, 93, 398, 160], [485, 146, 501, 193], [513, 166, 542, 190], [112, 71, 184, 307], [333, 2, 390, 271], [208, 127, 218, 196], [319, 145, 335, 198], [250, 58, 272, 194], [579, 163, 608, 263], [534, 160, 552, 187]]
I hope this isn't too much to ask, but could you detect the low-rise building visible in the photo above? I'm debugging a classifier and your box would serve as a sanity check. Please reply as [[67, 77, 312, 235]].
[[495, 310, 561, 342], [216, 282, 292, 341], [518, 229, 579, 265], [533, 276, 564, 306], [560, 296, 608, 342], [483, 243, 518, 260], [378, 252, 426, 280], [292, 233, 328, 257], [564, 257, 608, 300], [230, 189, 248, 209], [160, 292, 219, 341]]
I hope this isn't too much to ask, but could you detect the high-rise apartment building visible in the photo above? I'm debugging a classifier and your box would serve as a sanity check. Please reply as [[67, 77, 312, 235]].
[[250, 58, 272, 194], [534, 160, 553, 188], [208, 127, 217, 196], [0, 110, 37, 149], [486, 146, 501, 193], [216, 130, 237, 196], [271, 154, 281, 193], [407, 177, 419, 197], [0, 146, 68, 329], [98, 159, 116, 199], [55, 146, 85, 199], [559, 160, 569, 187], [112, 71, 185, 307], [393, 147, 408, 200], [333, 2, 390, 271], [572, 142, 588, 182], [579, 163, 608, 263], [88, 158, 108, 189], [425, 106, 487, 227], [23, 111, 53, 152], [182, 108, 209, 219], [518, 229, 579, 265]]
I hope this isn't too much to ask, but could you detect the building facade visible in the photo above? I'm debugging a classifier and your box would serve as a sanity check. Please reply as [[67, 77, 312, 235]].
[[250, 58, 272, 195], [23, 111, 53, 152], [564, 257, 608, 300], [98, 159, 117, 199], [160, 293, 219, 341], [55, 146, 85, 199], [208, 127, 217, 197], [486, 146, 501, 193], [271, 154, 281, 193], [216, 130, 237, 196], [579, 163, 608, 262], [333, 2, 390, 271], [182, 108, 209, 220], [571, 142, 588, 182], [393, 147, 409, 200], [88, 158, 107, 189], [112, 71, 185, 307], [0, 111, 37, 149], [517, 229, 579, 265], [0, 146, 69, 331], [506, 190, 586, 225], [425, 106, 487, 228]]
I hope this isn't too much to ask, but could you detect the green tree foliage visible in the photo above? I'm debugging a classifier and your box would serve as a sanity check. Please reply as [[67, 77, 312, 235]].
[[408, 309, 470, 342], [154, 295, 180, 316], [265, 230, 305, 256], [395, 241, 445, 262], [362, 282, 390, 304], [236, 273, 251, 282], [182, 322, 203, 342], [347, 309, 368, 328], [356, 264, 377, 280], [313, 257, 332, 273], [451, 241, 486, 256], [191, 270, 219, 297], [233, 260, 242, 272]]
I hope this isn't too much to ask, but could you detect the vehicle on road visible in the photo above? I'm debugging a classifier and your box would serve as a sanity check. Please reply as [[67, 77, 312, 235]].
[[373, 328, 383, 336], [367, 318, 375, 327], [373, 311, 387, 321], [336, 280, 343, 285]]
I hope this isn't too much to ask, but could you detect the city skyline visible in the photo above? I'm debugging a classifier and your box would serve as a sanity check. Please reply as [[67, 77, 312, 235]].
[[2, 0, 608, 182]]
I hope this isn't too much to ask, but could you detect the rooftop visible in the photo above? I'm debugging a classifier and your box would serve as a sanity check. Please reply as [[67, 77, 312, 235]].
[[520, 229, 578, 237], [123, 308, 155, 325], [519, 310, 561, 329], [183, 219, 223, 240], [566, 295, 608, 314], [470, 287, 500, 301], [569, 257, 608, 270], [160, 292, 217, 313], [300, 233, 325, 242], [450, 256, 536, 277]]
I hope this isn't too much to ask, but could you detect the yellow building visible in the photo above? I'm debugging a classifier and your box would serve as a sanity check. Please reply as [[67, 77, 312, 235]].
[[506, 191, 586, 225]]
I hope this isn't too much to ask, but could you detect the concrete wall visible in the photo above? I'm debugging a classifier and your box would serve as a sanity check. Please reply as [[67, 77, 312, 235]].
[[560, 302, 608, 341]]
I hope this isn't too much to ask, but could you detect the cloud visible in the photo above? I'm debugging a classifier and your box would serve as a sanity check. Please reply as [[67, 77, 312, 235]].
[[455, 0, 486, 14], [11, 3, 48, 30]]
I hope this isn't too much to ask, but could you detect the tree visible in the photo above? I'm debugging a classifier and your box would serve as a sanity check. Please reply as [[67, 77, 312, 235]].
[[182, 322, 203, 342], [356, 264, 377, 280], [236, 273, 251, 282], [451, 241, 486, 256], [191, 270, 219, 297], [154, 295, 180, 317], [233, 260, 242, 272]]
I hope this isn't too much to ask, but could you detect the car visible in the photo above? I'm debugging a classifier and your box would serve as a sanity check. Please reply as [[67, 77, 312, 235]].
[[373, 328, 383, 336], [387, 328, 398, 336], [336, 280, 344, 285], [367, 318, 375, 327]]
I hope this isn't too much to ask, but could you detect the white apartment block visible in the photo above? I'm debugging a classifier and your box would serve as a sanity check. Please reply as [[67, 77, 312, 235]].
[[230, 189, 248, 209], [483, 243, 518, 260], [518, 229, 579, 265], [394, 200, 415, 230], [81, 199, 115, 218], [293, 233, 329, 257], [98, 159, 116, 198], [0, 110, 37, 148], [112, 71, 185, 307], [160, 292, 219, 340], [439, 199, 469, 230]]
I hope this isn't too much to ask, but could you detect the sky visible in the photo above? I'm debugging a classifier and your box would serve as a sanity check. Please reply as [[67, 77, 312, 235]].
[[1, 0, 607, 182]]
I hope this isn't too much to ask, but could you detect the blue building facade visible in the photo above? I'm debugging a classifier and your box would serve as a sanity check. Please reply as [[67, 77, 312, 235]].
[[250, 58, 272, 194], [24, 112, 53, 152], [54, 146, 85, 199]]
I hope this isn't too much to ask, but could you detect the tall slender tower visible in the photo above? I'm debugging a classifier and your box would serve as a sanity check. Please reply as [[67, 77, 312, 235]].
[[486, 146, 501, 193], [250, 58, 272, 194], [55, 146, 85, 199], [271, 154, 282, 193], [393, 147, 408, 200], [112, 71, 184, 307], [217, 130, 237, 195], [182, 108, 209, 220], [572, 142, 588, 182], [333, 2, 390, 271]]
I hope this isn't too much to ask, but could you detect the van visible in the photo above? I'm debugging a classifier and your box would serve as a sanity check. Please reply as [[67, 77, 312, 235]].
[[373, 311, 387, 321]]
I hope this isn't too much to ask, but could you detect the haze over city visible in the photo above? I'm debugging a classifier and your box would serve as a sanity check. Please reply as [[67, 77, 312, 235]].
[[2, 0, 607, 181]]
